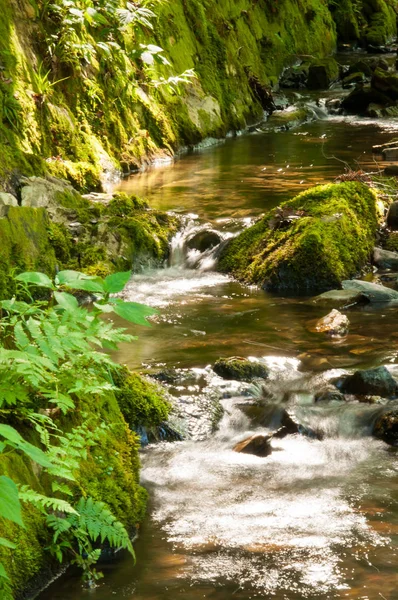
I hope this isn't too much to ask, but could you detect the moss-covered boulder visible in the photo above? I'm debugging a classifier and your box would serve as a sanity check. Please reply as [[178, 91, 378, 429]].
[[307, 58, 340, 89], [218, 182, 379, 292], [213, 357, 269, 381], [372, 68, 398, 101]]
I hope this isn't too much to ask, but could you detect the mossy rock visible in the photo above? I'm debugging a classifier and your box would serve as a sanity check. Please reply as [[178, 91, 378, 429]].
[[372, 68, 398, 101], [307, 58, 340, 90], [213, 357, 269, 381], [112, 366, 171, 430], [218, 182, 379, 292]]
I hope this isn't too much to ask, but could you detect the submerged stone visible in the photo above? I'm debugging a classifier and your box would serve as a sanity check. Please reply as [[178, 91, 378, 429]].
[[213, 357, 269, 382], [218, 182, 378, 292]]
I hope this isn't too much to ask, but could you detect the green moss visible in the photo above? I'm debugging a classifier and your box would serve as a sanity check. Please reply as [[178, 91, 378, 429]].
[[113, 366, 171, 430], [218, 181, 379, 292], [213, 357, 269, 381], [0, 207, 58, 299]]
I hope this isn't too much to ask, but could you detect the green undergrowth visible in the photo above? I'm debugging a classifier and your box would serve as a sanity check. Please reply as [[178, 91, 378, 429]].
[[218, 181, 379, 292]]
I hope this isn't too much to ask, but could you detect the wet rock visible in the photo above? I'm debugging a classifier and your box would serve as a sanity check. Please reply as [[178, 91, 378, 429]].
[[373, 247, 398, 271], [347, 60, 372, 77], [372, 68, 398, 101], [339, 366, 397, 398], [307, 58, 339, 89], [373, 409, 398, 445], [325, 98, 342, 114], [265, 107, 310, 130], [341, 86, 392, 114], [213, 357, 269, 382], [272, 411, 300, 438], [314, 309, 349, 336], [342, 279, 398, 303], [387, 200, 398, 230], [342, 72, 366, 89], [314, 390, 346, 403], [233, 434, 272, 457], [186, 230, 222, 252], [313, 288, 363, 305], [279, 64, 309, 89]]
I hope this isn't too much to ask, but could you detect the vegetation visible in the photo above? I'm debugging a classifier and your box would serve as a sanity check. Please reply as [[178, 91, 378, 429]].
[[218, 182, 379, 292], [0, 269, 169, 595]]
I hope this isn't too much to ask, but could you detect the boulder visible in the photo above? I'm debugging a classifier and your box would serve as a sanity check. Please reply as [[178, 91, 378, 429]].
[[313, 288, 363, 305], [373, 247, 398, 270], [342, 279, 398, 303], [373, 409, 398, 445], [279, 64, 309, 89], [20, 176, 81, 210], [387, 200, 398, 229], [347, 60, 372, 77], [314, 309, 349, 336], [218, 182, 379, 293], [339, 366, 397, 398], [186, 229, 222, 252], [341, 85, 392, 114], [307, 58, 339, 90], [265, 107, 309, 130], [372, 68, 398, 101], [342, 72, 365, 89], [233, 434, 272, 457], [213, 357, 268, 381]]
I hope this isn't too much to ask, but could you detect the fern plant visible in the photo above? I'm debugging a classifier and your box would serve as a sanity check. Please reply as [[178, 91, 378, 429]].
[[0, 269, 156, 590]]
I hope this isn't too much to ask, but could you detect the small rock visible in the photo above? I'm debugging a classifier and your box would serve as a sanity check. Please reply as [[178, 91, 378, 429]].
[[233, 434, 272, 457], [387, 200, 398, 230], [342, 279, 398, 303], [342, 72, 365, 89], [373, 409, 398, 445], [314, 309, 349, 336], [339, 366, 397, 398], [0, 192, 18, 207], [213, 357, 269, 382], [373, 247, 398, 271]]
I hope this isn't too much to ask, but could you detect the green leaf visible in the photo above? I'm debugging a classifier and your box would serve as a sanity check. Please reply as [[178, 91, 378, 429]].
[[112, 301, 158, 326], [64, 279, 105, 294], [54, 292, 79, 312], [93, 302, 114, 313], [15, 272, 54, 289], [0, 425, 53, 468], [0, 476, 24, 527], [0, 538, 16, 549], [103, 271, 131, 294], [0, 562, 10, 580]]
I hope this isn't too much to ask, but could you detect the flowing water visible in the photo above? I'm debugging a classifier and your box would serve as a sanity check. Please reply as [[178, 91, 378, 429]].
[[40, 98, 398, 599]]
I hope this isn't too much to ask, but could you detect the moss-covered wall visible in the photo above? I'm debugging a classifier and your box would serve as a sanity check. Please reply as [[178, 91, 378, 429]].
[[0, 0, 338, 191], [330, 0, 398, 45]]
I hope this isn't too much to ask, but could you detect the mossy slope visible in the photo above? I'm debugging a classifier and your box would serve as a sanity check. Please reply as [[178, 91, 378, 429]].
[[218, 181, 378, 292], [0, 368, 169, 597], [330, 0, 398, 46], [0, 0, 337, 190]]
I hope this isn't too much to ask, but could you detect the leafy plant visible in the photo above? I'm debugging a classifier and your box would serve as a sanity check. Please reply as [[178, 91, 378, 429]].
[[0, 269, 156, 590], [30, 62, 69, 106]]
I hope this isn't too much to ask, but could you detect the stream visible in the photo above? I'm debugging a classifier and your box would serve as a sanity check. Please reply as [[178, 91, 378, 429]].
[[39, 99, 398, 599]]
